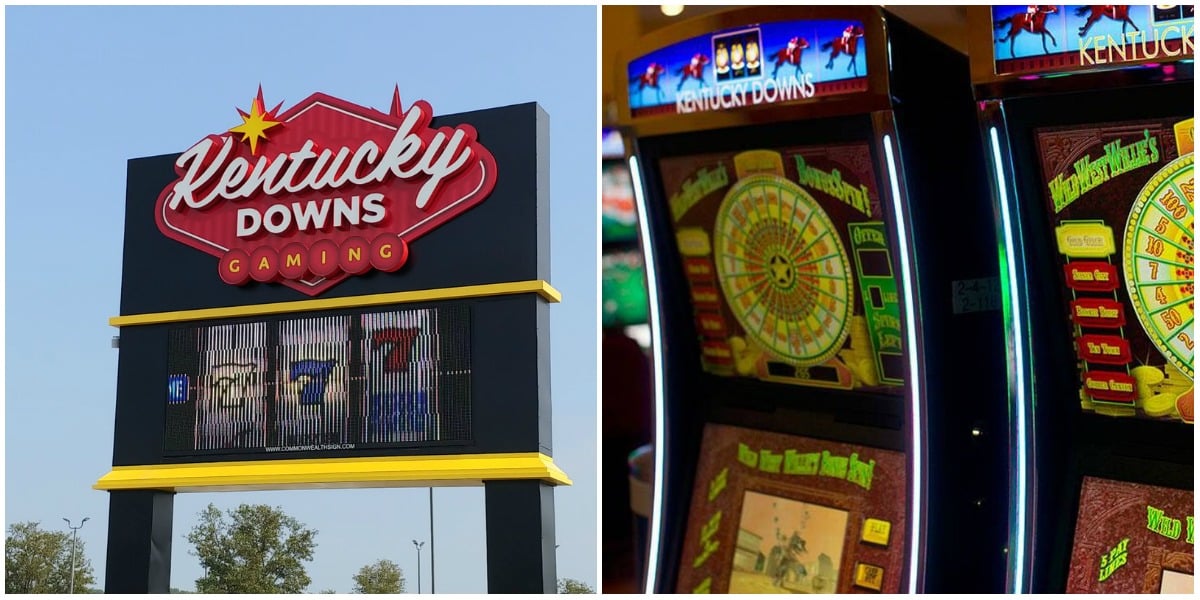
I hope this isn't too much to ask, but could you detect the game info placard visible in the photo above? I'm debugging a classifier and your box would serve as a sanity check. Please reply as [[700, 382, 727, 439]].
[[1066, 477, 1194, 593], [675, 423, 906, 594]]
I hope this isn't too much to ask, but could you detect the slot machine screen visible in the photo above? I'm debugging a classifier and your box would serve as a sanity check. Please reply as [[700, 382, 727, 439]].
[[989, 5, 1193, 76], [603, 160, 640, 244], [729, 490, 850, 594], [1032, 117, 1193, 424], [658, 142, 905, 393], [675, 423, 906, 594], [602, 249, 650, 328], [1066, 477, 1194, 593], [602, 127, 626, 159], [164, 305, 472, 455], [624, 19, 870, 118]]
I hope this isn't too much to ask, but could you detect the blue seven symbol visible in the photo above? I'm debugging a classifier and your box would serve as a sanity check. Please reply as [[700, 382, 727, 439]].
[[290, 359, 338, 406]]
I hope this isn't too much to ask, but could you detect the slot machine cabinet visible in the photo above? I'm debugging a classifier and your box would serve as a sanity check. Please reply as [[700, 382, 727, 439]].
[[968, 4, 1194, 594], [613, 6, 1009, 594]]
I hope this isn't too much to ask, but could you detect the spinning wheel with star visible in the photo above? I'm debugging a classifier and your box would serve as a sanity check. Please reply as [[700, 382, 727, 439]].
[[714, 174, 854, 366], [1123, 154, 1194, 378]]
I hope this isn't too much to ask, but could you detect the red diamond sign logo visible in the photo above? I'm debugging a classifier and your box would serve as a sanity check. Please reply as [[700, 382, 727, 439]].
[[155, 87, 498, 296]]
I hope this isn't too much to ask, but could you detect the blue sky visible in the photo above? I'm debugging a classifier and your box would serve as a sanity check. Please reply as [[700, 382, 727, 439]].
[[5, 5, 598, 593]]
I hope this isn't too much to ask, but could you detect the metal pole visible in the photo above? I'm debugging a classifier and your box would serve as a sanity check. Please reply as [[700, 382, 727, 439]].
[[63, 517, 89, 594], [69, 529, 77, 595], [429, 488, 435, 594], [412, 540, 424, 594]]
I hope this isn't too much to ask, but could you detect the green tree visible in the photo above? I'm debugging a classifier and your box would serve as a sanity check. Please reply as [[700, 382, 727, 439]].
[[557, 578, 594, 594], [187, 503, 317, 593], [5, 521, 96, 594], [352, 559, 405, 594]]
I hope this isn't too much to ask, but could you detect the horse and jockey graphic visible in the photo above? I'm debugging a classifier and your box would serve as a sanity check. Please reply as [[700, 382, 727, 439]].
[[994, 5, 1144, 60], [677, 53, 710, 91], [636, 62, 667, 102], [769, 529, 810, 589], [1075, 5, 1139, 37], [766, 528, 837, 593], [772, 36, 811, 79], [995, 5, 1060, 57], [822, 25, 865, 76]]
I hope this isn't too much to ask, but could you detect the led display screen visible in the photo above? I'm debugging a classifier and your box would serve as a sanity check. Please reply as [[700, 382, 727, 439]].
[[602, 127, 626, 159], [1066, 476, 1193, 593], [728, 490, 849, 593], [165, 306, 471, 455], [675, 423, 906, 593], [603, 160, 640, 244], [626, 19, 869, 118], [1033, 117, 1193, 424], [602, 249, 650, 328], [991, 5, 1193, 76], [659, 143, 904, 393]]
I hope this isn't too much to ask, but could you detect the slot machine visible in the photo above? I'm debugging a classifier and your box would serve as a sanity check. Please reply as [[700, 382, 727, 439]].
[[612, 6, 1009, 593], [969, 4, 1194, 594], [600, 126, 656, 588]]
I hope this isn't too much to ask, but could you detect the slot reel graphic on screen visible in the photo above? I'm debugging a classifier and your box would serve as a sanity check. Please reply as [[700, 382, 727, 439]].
[[165, 305, 472, 455]]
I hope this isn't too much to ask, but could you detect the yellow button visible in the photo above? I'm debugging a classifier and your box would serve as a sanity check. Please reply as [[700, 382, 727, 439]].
[[862, 518, 891, 547], [854, 562, 885, 591]]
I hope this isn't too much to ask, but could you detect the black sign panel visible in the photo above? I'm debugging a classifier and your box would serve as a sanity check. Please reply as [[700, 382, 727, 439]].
[[112, 102, 551, 466]]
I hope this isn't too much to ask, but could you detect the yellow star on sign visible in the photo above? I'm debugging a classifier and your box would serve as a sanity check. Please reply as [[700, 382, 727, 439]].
[[228, 90, 281, 155]]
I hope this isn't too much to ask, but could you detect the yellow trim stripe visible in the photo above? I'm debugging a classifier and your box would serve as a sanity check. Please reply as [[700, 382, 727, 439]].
[[94, 452, 572, 492], [110, 280, 561, 327]]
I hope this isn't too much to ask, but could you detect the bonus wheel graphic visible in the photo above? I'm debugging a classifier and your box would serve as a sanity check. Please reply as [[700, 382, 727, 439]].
[[1123, 153, 1194, 379], [714, 174, 853, 366]]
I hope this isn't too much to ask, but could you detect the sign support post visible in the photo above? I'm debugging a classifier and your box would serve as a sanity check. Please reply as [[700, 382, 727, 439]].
[[104, 491, 174, 593], [484, 480, 557, 593]]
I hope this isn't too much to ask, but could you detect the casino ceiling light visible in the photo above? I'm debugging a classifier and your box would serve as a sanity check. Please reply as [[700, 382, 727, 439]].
[[661, 5, 684, 17]]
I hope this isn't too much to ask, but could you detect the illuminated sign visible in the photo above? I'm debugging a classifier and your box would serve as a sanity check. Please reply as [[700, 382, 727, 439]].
[[101, 94, 561, 594], [156, 88, 499, 296], [992, 5, 1194, 76], [164, 305, 471, 454], [626, 19, 868, 118]]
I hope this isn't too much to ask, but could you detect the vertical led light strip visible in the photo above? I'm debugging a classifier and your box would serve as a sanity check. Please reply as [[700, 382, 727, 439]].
[[989, 125, 1030, 594], [629, 155, 668, 593], [881, 135, 924, 594]]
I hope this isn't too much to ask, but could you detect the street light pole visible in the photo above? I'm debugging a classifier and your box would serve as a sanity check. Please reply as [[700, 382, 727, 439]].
[[412, 539, 425, 594], [62, 517, 89, 594], [429, 487, 435, 594]]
